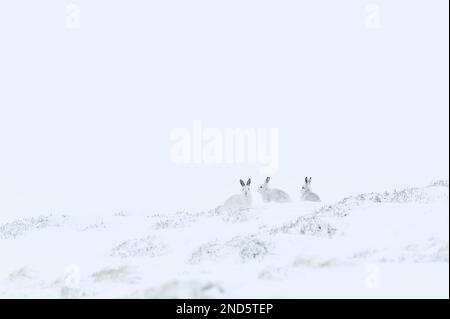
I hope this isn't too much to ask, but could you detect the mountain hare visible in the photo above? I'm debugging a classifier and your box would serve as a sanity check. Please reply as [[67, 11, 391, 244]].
[[300, 177, 321, 202], [258, 177, 291, 203], [221, 178, 252, 212]]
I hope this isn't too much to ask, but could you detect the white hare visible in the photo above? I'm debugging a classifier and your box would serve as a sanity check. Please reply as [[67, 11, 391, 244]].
[[221, 178, 252, 212], [300, 177, 321, 202], [258, 177, 291, 203]]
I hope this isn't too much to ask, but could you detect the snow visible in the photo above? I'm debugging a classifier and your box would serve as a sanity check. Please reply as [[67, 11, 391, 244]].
[[0, 181, 448, 298]]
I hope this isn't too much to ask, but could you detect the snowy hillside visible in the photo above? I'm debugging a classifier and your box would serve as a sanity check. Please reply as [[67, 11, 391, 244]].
[[0, 181, 448, 298]]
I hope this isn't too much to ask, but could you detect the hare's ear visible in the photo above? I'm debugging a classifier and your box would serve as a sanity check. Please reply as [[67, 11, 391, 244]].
[[247, 178, 251, 186], [309, 177, 312, 184], [305, 177, 308, 184], [265, 177, 270, 183], [240, 179, 245, 187]]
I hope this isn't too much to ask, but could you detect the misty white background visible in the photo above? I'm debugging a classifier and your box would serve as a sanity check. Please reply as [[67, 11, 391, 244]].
[[0, 0, 448, 220]]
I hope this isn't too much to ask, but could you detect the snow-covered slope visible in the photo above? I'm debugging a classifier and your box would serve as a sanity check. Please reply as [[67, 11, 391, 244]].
[[0, 181, 448, 298]]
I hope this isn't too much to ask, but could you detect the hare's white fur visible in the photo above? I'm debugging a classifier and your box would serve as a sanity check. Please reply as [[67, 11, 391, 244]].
[[221, 178, 252, 212], [301, 177, 320, 202], [258, 177, 291, 203]]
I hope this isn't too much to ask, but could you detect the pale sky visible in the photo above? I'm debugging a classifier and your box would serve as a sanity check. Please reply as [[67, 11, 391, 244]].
[[0, 1, 448, 220]]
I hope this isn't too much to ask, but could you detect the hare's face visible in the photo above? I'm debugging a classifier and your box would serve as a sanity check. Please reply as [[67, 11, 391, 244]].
[[301, 177, 312, 193], [258, 183, 268, 194], [258, 177, 270, 194], [301, 183, 310, 193], [240, 178, 252, 197], [242, 185, 251, 196]]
